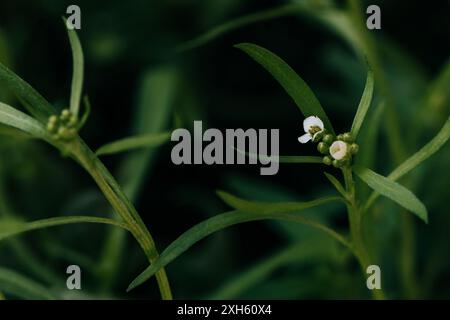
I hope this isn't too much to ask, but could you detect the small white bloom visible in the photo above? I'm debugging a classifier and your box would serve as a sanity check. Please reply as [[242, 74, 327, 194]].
[[298, 116, 324, 144], [329, 141, 348, 160]]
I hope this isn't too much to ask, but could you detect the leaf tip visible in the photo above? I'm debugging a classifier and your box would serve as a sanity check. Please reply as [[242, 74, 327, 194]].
[[215, 189, 229, 201], [233, 43, 253, 51]]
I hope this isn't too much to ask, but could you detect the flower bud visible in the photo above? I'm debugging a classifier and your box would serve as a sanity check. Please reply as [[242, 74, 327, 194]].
[[46, 121, 57, 133], [48, 115, 58, 124], [57, 127, 76, 140], [68, 115, 78, 128], [60, 109, 72, 121], [350, 143, 359, 154], [342, 132, 353, 143], [323, 134, 334, 144], [317, 142, 329, 154], [332, 159, 342, 168], [323, 156, 332, 165]]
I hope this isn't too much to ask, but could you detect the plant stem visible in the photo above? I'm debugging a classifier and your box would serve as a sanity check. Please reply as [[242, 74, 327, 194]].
[[343, 167, 385, 300], [68, 138, 172, 300]]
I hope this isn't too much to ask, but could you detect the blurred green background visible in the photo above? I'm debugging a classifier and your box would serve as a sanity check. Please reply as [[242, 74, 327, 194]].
[[0, 0, 449, 299]]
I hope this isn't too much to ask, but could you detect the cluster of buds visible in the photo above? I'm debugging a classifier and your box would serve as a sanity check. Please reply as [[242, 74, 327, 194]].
[[298, 116, 359, 168], [46, 109, 78, 141]]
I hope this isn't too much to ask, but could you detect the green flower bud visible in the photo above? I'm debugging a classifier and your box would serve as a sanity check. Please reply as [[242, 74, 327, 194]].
[[317, 142, 329, 154], [323, 156, 332, 165], [46, 121, 57, 133], [350, 143, 359, 154], [57, 127, 76, 140], [342, 132, 353, 143], [68, 115, 78, 128], [336, 134, 344, 140], [57, 127, 68, 137], [48, 115, 58, 124], [332, 159, 342, 168], [323, 134, 334, 144], [60, 109, 71, 121]]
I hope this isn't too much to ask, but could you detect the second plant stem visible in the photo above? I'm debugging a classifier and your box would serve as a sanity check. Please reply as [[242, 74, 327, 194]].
[[343, 167, 385, 300], [67, 138, 172, 300]]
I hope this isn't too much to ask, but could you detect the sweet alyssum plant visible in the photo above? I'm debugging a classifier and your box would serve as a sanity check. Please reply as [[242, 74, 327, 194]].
[[1, 21, 449, 300]]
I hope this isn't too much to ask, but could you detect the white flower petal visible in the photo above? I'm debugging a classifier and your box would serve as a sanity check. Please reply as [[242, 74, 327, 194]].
[[303, 116, 324, 133], [298, 133, 312, 144], [330, 141, 348, 160]]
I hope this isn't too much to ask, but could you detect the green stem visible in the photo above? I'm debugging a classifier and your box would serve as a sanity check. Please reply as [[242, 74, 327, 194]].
[[68, 139, 172, 300], [343, 167, 385, 300]]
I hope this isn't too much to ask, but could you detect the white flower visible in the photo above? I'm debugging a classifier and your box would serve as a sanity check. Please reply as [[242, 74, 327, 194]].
[[329, 141, 348, 160], [298, 116, 324, 144]]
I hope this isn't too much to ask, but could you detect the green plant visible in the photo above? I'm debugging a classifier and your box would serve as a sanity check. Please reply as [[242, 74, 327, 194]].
[[1, 1, 449, 300], [0, 22, 173, 300]]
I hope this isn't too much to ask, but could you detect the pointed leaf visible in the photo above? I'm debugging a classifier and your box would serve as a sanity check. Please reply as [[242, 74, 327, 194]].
[[96, 132, 170, 156], [0, 101, 50, 139], [0, 62, 54, 122], [217, 190, 343, 214], [365, 116, 450, 210], [127, 205, 349, 291], [235, 43, 334, 134], [351, 69, 374, 138], [324, 172, 348, 200], [0, 216, 130, 242], [389, 116, 450, 181], [354, 165, 428, 223], [65, 19, 84, 117]]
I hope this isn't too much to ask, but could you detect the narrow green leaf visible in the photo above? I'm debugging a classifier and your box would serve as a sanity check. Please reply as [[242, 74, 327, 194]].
[[323, 172, 348, 200], [354, 165, 428, 223], [0, 216, 130, 242], [235, 43, 334, 134], [217, 190, 344, 215], [127, 207, 350, 291], [0, 62, 54, 122], [0, 267, 56, 300], [65, 19, 84, 117], [365, 116, 450, 210], [351, 69, 374, 138], [96, 132, 170, 156], [389, 116, 450, 181], [0, 101, 50, 139]]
